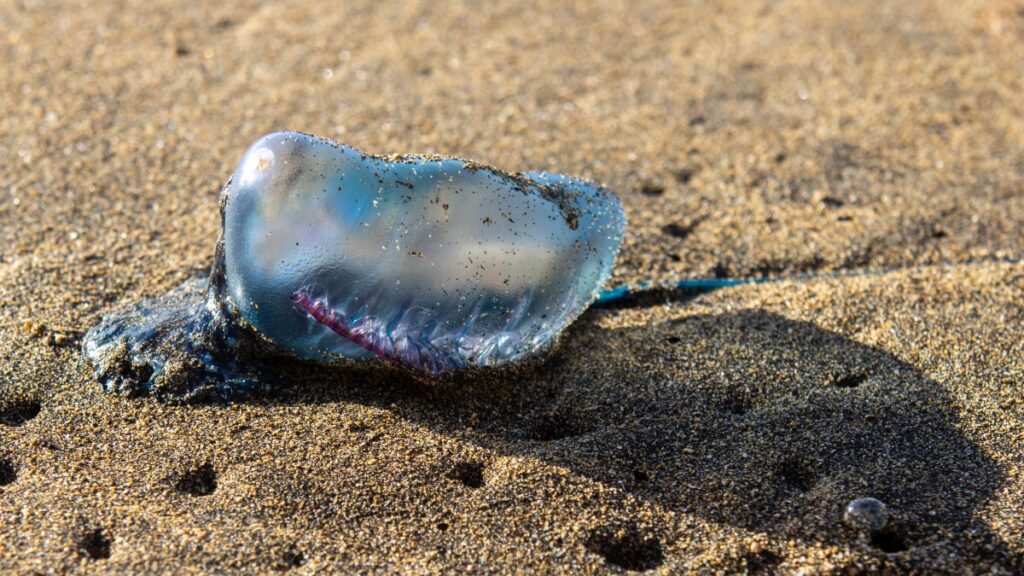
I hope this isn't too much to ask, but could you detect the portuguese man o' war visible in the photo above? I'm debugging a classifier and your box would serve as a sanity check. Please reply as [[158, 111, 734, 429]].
[[83, 132, 626, 399]]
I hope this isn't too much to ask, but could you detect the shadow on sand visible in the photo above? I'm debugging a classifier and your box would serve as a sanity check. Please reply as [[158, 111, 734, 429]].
[[226, 308, 1017, 570]]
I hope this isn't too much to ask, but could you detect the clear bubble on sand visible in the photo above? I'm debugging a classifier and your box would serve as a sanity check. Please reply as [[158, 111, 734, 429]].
[[843, 497, 890, 532]]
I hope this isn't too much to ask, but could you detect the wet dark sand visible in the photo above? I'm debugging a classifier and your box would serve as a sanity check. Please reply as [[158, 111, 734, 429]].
[[1, 0, 1022, 573]]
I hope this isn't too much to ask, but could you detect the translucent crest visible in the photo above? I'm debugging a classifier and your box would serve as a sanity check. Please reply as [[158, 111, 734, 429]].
[[224, 132, 626, 373]]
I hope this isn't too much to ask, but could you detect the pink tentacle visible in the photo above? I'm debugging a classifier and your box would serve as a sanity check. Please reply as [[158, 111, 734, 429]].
[[292, 291, 403, 369]]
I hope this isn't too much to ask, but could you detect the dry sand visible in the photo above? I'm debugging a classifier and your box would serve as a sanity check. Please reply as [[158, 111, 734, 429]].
[[1, 0, 1023, 573]]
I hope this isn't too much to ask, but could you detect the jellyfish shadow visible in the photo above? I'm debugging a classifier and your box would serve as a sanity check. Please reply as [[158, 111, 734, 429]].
[[246, 308, 1016, 568]]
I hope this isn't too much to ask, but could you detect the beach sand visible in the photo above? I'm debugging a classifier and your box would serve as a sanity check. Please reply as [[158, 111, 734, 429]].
[[1, 0, 1022, 572]]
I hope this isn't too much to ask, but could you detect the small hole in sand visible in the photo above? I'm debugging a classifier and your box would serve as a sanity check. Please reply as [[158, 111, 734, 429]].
[[675, 167, 695, 184], [447, 461, 484, 489], [176, 462, 217, 496], [833, 373, 867, 388], [0, 458, 16, 486], [436, 521, 449, 531], [722, 396, 749, 416], [775, 458, 814, 492], [665, 335, 681, 344], [277, 545, 306, 570], [632, 468, 650, 483], [741, 549, 783, 573], [0, 399, 41, 427], [640, 182, 664, 197], [870, 528, 910, 553], [585, 523, 664, 572], [80, 528, 112, 560], [661, 222, 695, 240]]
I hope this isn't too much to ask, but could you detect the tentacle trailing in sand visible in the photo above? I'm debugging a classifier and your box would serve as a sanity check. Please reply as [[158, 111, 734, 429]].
[[592, 261, 1024, 307]]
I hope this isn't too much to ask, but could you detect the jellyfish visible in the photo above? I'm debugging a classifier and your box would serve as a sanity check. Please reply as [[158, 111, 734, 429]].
[[82, 132, 627, 399]]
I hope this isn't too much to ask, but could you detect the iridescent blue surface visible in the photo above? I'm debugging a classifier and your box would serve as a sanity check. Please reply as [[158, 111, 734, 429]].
[[224, 132, 626, 372]]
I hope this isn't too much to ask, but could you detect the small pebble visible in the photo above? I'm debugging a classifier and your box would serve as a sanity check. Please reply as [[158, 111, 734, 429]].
[[843, 497, 890, 532]]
